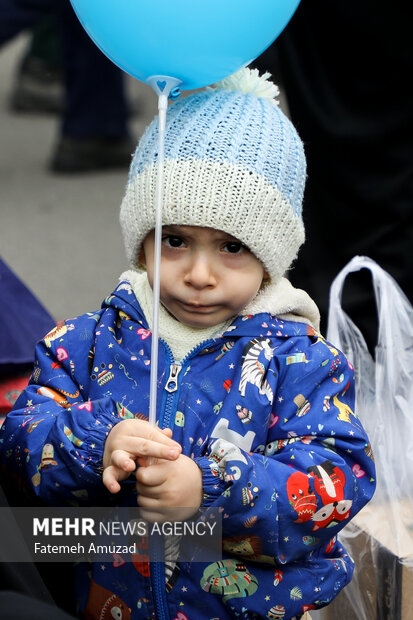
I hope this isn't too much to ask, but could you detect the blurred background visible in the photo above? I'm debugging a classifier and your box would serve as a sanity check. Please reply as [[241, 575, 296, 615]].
[[0, 32, 156, 322]]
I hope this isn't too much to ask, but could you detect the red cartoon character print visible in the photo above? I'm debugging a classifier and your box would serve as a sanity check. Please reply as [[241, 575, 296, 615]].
[[307, 460, 352, 531], [84, 580, 131, 619], [286, 471, 318, 523]]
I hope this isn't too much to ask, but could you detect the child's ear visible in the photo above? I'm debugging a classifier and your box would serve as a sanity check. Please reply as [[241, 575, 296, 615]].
[[259, 270, 270, 291], [138, 246, 146, 267]]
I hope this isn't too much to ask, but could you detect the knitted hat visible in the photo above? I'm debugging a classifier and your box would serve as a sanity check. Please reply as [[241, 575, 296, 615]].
[[120, 67, 306, 281]]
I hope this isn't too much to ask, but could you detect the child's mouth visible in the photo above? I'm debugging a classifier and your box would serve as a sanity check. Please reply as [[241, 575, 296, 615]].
[[180, 301, 216, 313]]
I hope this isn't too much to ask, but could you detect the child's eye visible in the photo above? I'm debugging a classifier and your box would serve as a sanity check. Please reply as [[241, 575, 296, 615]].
[[222, 242, 245, 254], [163, 235, 185, 248]]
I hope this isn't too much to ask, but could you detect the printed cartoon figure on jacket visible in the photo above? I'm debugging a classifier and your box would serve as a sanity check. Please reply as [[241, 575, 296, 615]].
[[0, 68, 375, 620]]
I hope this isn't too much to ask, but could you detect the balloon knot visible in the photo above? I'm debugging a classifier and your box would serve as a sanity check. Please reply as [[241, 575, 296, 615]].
[[209, 67, 280, 105]]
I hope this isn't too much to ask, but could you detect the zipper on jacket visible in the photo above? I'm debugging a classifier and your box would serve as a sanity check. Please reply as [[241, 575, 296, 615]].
[[160, 338, 217, 430], [150, 337, 217, 620], [151, 553, 170, 620], [165, 363, 182, 393]]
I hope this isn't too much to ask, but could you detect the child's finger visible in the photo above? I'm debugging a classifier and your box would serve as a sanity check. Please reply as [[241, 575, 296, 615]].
[[102, 465, 122, 494], [136, 462, 168, 488], [110, 449, 136, 472], [137, 493, 161, 510], [128, 422, 180, 449], [137, 497, 176, 523], [136, 481, 163, 498], [138, 508, 167, 524], [136, 477, 164, 497], [117, 436, 181, 461], [160, 427, 173, 439]]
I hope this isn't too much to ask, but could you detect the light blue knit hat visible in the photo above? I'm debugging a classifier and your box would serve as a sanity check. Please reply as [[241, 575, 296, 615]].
[[120, 67, 306, 281]]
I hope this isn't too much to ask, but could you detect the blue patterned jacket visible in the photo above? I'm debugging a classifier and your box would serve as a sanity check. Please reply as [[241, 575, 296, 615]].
[[0, 280, 375, 619]]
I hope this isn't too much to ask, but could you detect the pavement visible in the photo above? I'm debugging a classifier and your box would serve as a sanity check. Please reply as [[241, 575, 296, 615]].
[[0, 33, 156, 322]]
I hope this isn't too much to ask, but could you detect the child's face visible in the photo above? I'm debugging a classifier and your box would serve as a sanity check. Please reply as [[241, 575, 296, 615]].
[[140, 225, 266, 328]]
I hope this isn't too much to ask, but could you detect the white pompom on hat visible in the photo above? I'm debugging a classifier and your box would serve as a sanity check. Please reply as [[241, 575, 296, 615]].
[[120, 67, 306, 281]]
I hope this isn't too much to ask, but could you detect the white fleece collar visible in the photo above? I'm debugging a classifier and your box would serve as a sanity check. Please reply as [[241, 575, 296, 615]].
[[243, 277, 320, 331]]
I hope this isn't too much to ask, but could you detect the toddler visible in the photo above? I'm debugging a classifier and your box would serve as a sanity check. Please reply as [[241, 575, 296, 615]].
[[0, 68, 375, 619]]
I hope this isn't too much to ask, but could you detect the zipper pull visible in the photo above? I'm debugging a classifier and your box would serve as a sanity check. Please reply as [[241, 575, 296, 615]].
[[165, 363, 181, 393]]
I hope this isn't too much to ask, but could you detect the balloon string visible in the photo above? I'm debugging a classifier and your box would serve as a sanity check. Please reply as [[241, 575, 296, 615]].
[[148, 92, 168, 430]]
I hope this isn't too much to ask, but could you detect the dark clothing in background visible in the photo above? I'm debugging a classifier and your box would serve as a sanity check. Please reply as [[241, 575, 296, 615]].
[[57, 0, 129, 139], [0, 0, 49, 39], [254, 1, 413, 350], [0, 257, 55, 377], [0, 0, 129, 139]]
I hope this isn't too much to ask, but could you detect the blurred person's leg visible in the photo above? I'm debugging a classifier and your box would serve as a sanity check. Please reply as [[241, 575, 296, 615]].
[[1, 0, 133, 172], [9, 14, 63, 113], [50, 0, 133, 172]]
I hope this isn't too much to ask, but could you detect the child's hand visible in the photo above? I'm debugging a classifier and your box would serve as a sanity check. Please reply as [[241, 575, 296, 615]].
[[102, 420, 181, 493], [135, 454, 203, 522]]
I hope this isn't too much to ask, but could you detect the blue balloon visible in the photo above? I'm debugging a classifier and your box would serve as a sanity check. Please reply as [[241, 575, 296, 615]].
[[70, 0, 300, 90]]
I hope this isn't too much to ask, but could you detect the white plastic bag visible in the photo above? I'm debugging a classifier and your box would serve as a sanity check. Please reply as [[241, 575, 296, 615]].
[[325, 255, 413, 620]]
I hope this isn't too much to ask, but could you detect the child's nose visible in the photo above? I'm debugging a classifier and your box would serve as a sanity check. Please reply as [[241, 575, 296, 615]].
[[183, 254, 217, 289]]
